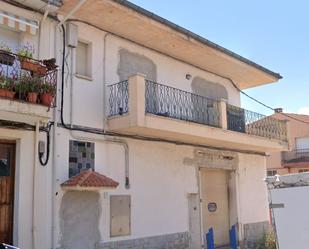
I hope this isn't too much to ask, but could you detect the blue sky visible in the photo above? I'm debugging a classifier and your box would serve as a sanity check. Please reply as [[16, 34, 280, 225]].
[[130, 0, 309, 115]]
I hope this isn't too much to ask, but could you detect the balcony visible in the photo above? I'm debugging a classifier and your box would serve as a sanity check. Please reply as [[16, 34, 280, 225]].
[[0, 50, 57, 124], [107, 74, 288, 152], [282, 150, 309, 167]]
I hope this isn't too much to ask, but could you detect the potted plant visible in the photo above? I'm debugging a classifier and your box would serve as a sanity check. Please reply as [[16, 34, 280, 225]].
[[17, 44, 46, 76], [15, 74, 30, 100], [5, 78, 16, 99], [0, 43, 15, 66], [26, 77, 41, 103], [0, 75, 15, 98], [0, 75, 8, 97], [40, 82, 56, 106]]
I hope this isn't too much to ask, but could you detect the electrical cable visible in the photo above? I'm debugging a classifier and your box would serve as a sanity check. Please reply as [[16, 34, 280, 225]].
[[229, 79, 309, 125], [38, 122, 53, 166]]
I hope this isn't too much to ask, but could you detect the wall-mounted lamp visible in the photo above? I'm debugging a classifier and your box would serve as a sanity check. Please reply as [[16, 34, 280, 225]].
[[185, 74, 192, 80]]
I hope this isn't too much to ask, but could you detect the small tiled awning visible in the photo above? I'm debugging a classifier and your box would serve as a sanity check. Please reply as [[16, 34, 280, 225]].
[[0, 10, 39, 35], [61, 170, 119, 191]]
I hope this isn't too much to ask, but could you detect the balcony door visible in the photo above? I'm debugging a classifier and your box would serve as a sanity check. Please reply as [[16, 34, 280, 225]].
[[0, 142, 15, 244]]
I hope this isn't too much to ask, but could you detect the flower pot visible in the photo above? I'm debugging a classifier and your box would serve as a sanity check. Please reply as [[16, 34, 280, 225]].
[[40, 93, 54, 106], [20, 60, 47, 76], [6, 91, 15, 99], [27, 92, 38, 103], [0, 89, 7, 97]]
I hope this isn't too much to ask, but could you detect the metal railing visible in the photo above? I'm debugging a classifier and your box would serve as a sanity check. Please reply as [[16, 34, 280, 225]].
[[145, 80, 221, 127], [282, 149, 309, 164], [0, 50, 57, 100], [227, 104, 287, 141], [108, 80, 129, 116]]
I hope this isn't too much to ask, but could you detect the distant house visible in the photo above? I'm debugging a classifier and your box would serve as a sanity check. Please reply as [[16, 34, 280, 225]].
[[0, 1, 288, 249], [267, 111, 309, 176]]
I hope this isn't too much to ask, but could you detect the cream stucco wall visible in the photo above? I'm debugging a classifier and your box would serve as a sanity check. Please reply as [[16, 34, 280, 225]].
[[0, 3, 271, 249], [63, 22, 241, 129], [53, 128, 197, 247], [238, 154, 269, 225]]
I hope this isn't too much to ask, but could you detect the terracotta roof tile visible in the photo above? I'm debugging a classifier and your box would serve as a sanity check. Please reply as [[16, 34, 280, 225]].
[[61, 170, 119, 188]]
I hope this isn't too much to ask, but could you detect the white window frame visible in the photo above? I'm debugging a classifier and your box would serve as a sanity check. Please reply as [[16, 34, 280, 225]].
[[75, 39, 92, 80]]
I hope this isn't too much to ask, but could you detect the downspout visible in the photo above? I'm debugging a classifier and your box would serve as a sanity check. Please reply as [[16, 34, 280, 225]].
[[38, 6, 50, 59], [67, 30, 130, 188], [32, 121, 40, 249], [197, 165, 203, 247], [51, 23, 61, 249]]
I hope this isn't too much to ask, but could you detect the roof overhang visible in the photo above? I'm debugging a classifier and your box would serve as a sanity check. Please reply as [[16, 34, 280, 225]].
[[58, 0, 281, 89]]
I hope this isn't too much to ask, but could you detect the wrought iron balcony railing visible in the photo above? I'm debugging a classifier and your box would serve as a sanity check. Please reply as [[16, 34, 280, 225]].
[[227, 104, 287, 141], [107, 77, 287, 143], [145, 80, 221, 127], [108, 80, 129, 116], [282, 149, 309, 164], [0, 50, 57, 103]]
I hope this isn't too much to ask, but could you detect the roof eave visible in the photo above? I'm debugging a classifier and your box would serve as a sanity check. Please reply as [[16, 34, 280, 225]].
[[112, 0, 282, 81]]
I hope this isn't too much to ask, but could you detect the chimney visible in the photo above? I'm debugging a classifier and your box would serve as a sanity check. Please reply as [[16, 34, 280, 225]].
[[274, 108, 283, 113]]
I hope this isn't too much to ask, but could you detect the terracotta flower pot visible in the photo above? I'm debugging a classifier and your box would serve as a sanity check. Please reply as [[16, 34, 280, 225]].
[[0, 89, 7, 97], [27, 92, 38, 103], [6, 91, 15, 99], [20, 60, 47, 76], [41, 93, 54, 106], [0, 52, 15, 66]]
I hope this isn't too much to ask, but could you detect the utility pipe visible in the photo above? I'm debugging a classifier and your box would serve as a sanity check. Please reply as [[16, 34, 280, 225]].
[[32, 121, 40, 249], [51, 23, 61, 249], [67, 33, 130, 188]]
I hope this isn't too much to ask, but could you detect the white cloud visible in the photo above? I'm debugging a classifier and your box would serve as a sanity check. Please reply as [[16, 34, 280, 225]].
[[298, 107, 309, 115]]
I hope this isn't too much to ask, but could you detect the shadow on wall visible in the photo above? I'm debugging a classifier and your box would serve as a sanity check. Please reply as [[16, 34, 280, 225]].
[[59, 191, 101, 249], [117, 48, 157, 81], [191, 77, 228, 100]]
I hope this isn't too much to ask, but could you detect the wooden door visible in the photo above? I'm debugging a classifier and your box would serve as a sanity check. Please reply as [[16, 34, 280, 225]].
[[0, 143, 15, 244], [201, 169, 230, 247]]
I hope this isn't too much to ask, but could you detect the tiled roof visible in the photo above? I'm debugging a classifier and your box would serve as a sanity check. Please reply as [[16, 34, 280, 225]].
[[61, 170, 119, 189]]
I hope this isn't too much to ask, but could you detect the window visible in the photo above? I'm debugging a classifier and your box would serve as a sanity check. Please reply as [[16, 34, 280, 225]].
[[0, 27, 20, 53], [267, 170, 277, 177], [299, 169, 309, 173], [68, 140, 95, 177], [110, 195, 131, 237], [76, 41, 92, 78], [296, 137, 309, 151]]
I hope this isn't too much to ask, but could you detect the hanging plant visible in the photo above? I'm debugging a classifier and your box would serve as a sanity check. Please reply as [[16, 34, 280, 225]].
[[17, 43, 46, 76]]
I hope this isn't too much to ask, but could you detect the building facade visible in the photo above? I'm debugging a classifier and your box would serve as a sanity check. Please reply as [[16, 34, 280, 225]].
[[0, 1, 288, 249], [267, 112, 309, 176]]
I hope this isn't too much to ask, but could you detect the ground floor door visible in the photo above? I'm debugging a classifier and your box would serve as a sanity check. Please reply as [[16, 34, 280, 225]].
[[201, 169, 230, 248], [0, 142, 15, 244]]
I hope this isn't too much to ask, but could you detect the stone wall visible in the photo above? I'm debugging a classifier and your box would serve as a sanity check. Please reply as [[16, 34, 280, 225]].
[[243, 221, 271, 249], [97, 232, 190, 249]]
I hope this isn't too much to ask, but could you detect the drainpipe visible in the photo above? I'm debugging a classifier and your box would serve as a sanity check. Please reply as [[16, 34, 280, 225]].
[[67, 32, 130, 188], [38, 5, 50, 59], [32, 121, 40, 249], [51, 23, 61, 249], [196, 165, 204, 247]]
